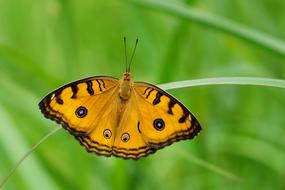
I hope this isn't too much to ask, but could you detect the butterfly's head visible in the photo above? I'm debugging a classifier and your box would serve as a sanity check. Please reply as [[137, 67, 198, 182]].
[[123, 72, 132, 81]]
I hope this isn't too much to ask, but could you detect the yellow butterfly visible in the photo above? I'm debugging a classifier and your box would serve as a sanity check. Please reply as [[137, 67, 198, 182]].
[[39, 38, 201, 159]]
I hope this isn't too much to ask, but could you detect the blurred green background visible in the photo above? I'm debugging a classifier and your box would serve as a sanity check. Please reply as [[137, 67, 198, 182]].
[[1, 0, 285, 189]]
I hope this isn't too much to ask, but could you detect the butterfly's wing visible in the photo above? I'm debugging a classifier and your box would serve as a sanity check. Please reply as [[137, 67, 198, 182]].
[[39, 76, 119, 137], [110, 82, 201, 160], [133, 82, 201, 151]]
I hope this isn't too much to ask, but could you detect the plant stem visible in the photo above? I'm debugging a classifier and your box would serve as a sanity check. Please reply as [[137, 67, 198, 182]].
[[158, 77, 285, 90], [0, 127, 62, 189]]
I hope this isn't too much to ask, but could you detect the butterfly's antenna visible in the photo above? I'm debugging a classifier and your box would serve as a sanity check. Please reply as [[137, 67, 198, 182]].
[[124, 37, 128, 73], [127, 38, 138, 72]]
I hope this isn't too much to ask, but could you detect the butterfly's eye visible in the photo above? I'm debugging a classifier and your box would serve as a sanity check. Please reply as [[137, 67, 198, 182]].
[[121, 133, 130, 142], [153, 118, 165, 131], [75, 106, 88, 118], [103, 129, 112, 139]]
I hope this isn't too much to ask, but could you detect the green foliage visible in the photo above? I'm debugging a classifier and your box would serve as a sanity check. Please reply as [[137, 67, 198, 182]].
[[0, 0, 285, 189]]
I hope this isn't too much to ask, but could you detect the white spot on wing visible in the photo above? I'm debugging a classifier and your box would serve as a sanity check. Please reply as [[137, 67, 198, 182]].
[[51, 94, 55, 100]]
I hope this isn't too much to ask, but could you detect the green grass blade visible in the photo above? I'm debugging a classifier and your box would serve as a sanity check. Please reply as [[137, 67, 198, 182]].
[[210, 132, 285, 176], [158, 77, 285, 90], [132, 0, 285, 56], [0, 126, 61, 189], [175, 149, 241, 181]]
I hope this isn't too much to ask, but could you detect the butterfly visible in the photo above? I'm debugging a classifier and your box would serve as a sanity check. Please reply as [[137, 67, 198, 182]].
[[39, 38, 201, 159]]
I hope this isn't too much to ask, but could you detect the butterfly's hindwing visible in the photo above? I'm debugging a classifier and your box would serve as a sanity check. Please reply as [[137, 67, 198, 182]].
[[75, 100, 119, 157], [111, 98, 156, 159]]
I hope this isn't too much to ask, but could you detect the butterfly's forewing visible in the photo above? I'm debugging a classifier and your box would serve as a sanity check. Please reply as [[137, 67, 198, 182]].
[[39, 76, 119, 136], [133, 82, 201, 149]]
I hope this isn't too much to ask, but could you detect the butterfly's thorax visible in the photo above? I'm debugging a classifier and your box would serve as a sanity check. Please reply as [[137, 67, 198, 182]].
[[119, 72, 133, 101]]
